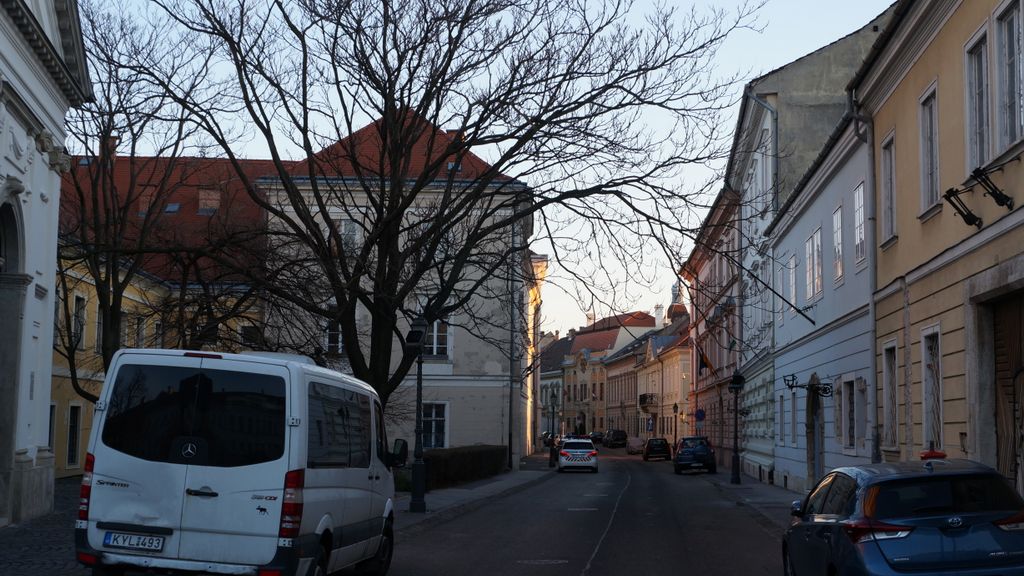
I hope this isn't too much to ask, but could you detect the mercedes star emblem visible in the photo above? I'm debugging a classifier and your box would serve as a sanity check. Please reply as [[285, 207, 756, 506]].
[[181, 443, 198, 459], [948, 516, 963, 528]]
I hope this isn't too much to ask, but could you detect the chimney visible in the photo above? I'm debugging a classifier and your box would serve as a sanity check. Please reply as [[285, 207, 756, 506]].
[[585, 311, 596, 327], [654, 305, 665, 328]]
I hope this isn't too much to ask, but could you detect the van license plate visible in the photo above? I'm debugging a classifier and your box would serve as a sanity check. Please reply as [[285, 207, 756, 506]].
[[103, 532, 164, 552]]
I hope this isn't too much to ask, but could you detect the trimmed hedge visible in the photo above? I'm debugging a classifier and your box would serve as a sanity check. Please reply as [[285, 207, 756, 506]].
[[423, 445, 506, 490]]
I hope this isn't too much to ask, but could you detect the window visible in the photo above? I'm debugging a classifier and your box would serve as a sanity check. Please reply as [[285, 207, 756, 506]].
[[240, 325, 261, 349], [67, 405, 81, 467], [881, 138, 896, 240], [423, 402, 447, 448], [920, 90, 940, 209], [325, 320, 342, 355], [922, 328, 943, 450], [805, 228, 822, 300], [72, 295, 86, 350], [804, 474, 834, 516], [164, 203, 180, 213], [968, 36, 990, 168], [307, 383, 372, 468], [790, 391, 797, 444], [198, 189, 220, 215], [882, 343, 898, 448], [821, 474, 858, 518], [778, 394, 785, 445], [599, 382, 604, 401], [374, 401, 388, 466], [104, 364, 288, 467], [425, 320, 449, 357], [854, 184, 866, 261], [788, 256, 796, 309], [134, 316, 145, 348], [999, 4, 1022, 149], [832, 208, 843, 280], [842, 379, 855, 449], [95, 311, 104, 353], [48, 404, 55, 449], [153, 321, 164, 348]]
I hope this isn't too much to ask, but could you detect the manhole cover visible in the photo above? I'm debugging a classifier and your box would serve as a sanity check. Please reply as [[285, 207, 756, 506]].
[[517, 560, 570, 565]]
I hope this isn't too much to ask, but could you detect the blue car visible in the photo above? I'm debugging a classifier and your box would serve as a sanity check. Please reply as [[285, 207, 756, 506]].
[[783, 459, 1024, 575], [674, 436, 716, 474]]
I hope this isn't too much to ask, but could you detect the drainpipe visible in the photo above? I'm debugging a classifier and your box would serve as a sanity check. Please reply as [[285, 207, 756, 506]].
[[849, 90, 881, 464], [745, 88, 779, 212]]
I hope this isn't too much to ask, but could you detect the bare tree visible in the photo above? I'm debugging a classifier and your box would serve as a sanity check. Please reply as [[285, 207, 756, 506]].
[[127, 0, 761, 404], [55, 0, 215, 402]]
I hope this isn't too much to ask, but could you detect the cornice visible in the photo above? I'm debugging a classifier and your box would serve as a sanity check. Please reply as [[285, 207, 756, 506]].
[[1, 0, 91, 106], [855, 0, 960, 114]]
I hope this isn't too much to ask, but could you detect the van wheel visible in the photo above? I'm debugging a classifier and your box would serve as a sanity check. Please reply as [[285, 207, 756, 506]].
[[357, 515, 394, 576], [308, 544, 328, 576]]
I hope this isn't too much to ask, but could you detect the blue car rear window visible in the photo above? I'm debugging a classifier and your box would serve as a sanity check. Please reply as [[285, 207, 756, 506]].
[[872, 474, 1024, 519]]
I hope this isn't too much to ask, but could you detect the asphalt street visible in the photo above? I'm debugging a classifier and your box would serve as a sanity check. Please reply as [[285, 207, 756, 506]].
[[389, 450, 783, 576], [0, 452, 785, 575]]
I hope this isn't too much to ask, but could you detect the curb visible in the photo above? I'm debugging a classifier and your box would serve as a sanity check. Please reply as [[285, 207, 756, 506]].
[[395, 469, 556, 537]]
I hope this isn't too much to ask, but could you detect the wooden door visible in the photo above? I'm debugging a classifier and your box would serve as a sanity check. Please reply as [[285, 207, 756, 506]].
[[992, 294, 1024, 494]]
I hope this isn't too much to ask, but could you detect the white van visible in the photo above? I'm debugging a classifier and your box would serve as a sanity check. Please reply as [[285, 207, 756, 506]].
[[75, 349, 408, 576]]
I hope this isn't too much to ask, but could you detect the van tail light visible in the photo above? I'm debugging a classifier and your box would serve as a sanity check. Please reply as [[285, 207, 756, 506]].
[[77, 552, 99, 566], [588, 451, 598, 457], [842, 518, 913, 543], [79, 453, 95, 521], [995, 509, 1024, 531], [278, 469, 305, 538]]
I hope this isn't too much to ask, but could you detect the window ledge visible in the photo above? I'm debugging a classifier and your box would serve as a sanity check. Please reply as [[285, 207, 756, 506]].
[[918, 202, 942, 223], [880, 235, 898, 251]]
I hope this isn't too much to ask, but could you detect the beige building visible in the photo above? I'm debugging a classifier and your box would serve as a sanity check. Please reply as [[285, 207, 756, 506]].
[[852, 0, 1024, 493]]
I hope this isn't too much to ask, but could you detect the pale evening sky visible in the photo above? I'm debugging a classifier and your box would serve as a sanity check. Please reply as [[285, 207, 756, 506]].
[[537, 0, 896, 336]]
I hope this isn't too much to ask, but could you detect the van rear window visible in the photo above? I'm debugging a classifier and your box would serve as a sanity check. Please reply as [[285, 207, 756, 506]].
[[102, 364, 286, 467]]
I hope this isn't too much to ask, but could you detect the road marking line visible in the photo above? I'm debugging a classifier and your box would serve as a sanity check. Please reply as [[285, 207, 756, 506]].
[[580, 471, 631, 576]]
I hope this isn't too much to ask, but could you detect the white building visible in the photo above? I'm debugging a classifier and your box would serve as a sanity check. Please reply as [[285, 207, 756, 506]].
[[1, 0, 91, 524]]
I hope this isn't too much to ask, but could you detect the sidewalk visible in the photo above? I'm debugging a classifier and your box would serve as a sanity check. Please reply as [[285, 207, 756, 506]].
[[394, 453, 555, 535], [701, 469, 803, 535]]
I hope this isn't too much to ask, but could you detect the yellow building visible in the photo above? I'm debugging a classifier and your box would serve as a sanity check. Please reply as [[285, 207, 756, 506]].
[[853, 0, 1024, 492]]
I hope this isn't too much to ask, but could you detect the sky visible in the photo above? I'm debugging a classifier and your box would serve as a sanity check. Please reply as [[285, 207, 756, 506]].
[[537, 0, 896, 336]]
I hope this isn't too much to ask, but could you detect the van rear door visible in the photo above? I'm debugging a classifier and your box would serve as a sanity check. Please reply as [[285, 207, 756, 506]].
[[87, 354, 203, 561], [175, 357, 291, 566]]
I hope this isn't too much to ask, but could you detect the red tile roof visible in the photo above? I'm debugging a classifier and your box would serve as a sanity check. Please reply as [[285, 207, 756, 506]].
[[579, 311, 655, 333], [570, 330, 618, 354], [293, 114, 511, 182]]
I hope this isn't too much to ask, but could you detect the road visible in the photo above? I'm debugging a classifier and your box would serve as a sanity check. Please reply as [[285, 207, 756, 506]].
[[0, 452, 784, 575], [389, 451, 782, 576]]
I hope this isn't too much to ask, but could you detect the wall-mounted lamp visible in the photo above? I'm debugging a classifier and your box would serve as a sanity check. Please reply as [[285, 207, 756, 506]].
[[943, 188, 983, 228], [971, 167, 1014, 210], [783, 374, 833, 397]]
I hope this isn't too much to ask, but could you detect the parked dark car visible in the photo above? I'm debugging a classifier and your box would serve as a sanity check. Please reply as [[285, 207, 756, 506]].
[[589, 430, 605, 445], [642, 437, 671, 461], [674, 436, 716, 474], [783, 459, 1024, 576], [604, 429, 628, 448]]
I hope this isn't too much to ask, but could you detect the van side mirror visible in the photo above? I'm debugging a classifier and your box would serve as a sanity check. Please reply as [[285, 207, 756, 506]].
[[790, 500, 805, 518], [389, 439, 408, 468]]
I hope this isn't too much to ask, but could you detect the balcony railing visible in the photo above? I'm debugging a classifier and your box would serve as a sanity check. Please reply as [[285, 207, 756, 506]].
[[639, 393, 657, 412]]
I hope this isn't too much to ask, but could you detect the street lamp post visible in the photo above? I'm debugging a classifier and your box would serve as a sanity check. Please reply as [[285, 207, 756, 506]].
[[728, 370, 746, 485], [406, 317, 429, 513], [548, 391, 558, 467], [672, 402, 679, 448]]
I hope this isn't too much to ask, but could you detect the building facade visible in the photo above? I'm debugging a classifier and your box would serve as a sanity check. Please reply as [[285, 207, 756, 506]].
[[852, 0, 1024, 494], [0, 0, 90, 525]]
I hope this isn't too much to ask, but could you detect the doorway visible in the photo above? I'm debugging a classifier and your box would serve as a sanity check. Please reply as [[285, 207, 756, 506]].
[[992, 294, 1024, 495], [805, 373, 824, 486]]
